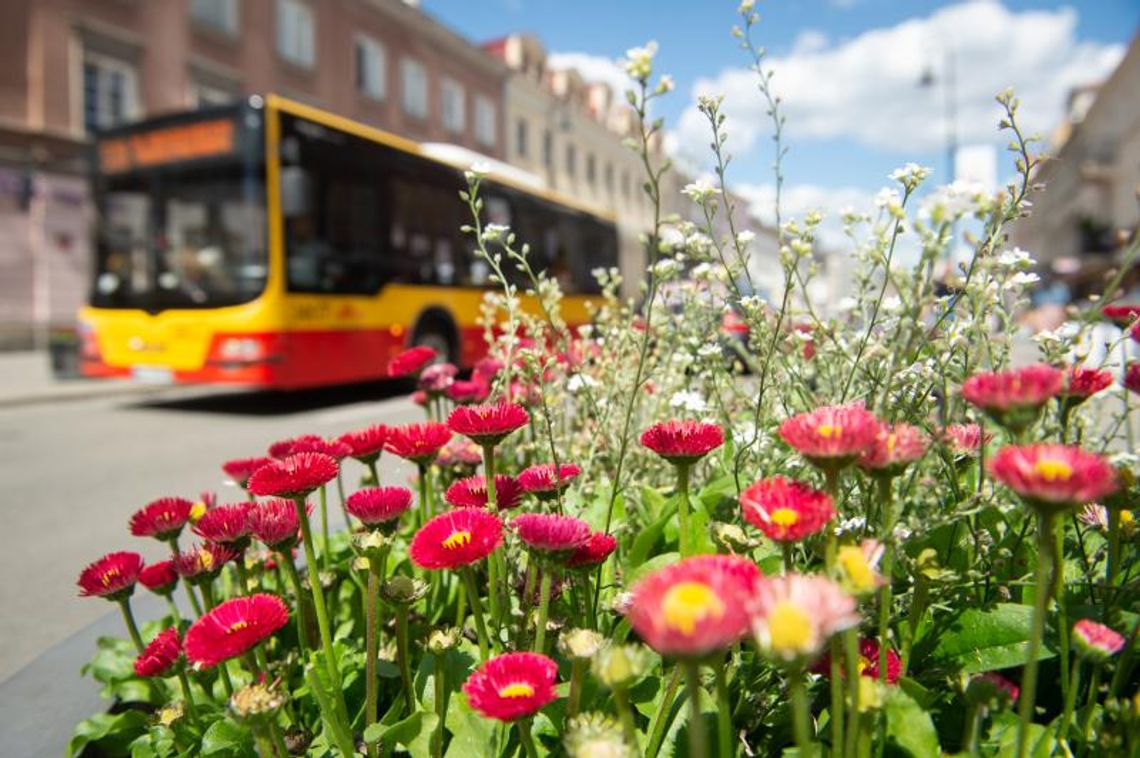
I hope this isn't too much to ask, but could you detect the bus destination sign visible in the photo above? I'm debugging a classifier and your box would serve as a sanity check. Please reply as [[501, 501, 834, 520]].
[[98, 119, 236, 174]]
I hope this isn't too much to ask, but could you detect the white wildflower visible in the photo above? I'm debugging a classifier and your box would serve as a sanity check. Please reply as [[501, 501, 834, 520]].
[[567, 374, 598, 394], [622, 42, 658, 81], [669, 390, 708, 413], [681, 179, 718, 204], [874, 188, 901, 209]]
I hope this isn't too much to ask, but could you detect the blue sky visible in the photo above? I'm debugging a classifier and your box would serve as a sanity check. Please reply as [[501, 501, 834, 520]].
[[423, 0, 1137, 225]]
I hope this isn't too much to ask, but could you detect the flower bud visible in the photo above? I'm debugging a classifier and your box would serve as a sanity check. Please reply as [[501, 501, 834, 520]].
[[230, 682, 287, 722], [381, 575, 429, 606], [428, 627, 461, 655], [591, 643, 651, 689], [559, 629, 605, 660], [563, 713, 632, 758], [1072, 619, 1125, 662]]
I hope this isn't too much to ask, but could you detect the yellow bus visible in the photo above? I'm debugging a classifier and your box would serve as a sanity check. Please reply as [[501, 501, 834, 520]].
[[78, 95, 619, 388]]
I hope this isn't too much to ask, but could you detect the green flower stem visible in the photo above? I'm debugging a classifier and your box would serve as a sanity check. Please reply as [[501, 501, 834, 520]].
[[367, 459, 381, 487], [645, 665, 683, 758], [876, 476, 897, 683], [1105, 507, 1121, 597], [788, 668, 814, 757], [520, 564, 537, 640], [233, 552, 253, 596], [279, 551, 311, 653], [395, 606, 417, 715], [336, 471, 352, 530], [482, 445, 498, 508], [418, 463, 431, 520], [828, 637, 845, 757], [1016, 511, 1056, 758], [1109, 618, 1138, 697], [174, 669, 199, 727], [960, 703, 980, 755], [714, 658, 733, 758], [676, 464, 693, 557], [843, 628, 861, 758], [364, 569, 381, 758], [781, 543, 794, 575], [200, 581, 217, 610], [682, 660, 708, 758], [613, 683, 638, 749], [461, 567, 492, 661], [455, 579, 467, 629], [1078, 663, 1104, 749], [533, 569, 554, 654], [304, 663, 356, 757], [165, 595, 183, 628], [292, 497, 341, 681], [486, 547, 504, 639], [167, 537, 204, 617], [433, 652, 447, 758], [218, 661, 235, 697], [567, 658, 586, 719], [1054, 521, 1072, 710], [518, 717, 540, 758], [117, 598, 145, 653], [267, 720, 290, 758], [1059, 656, 1082, 746], [253, 726, 276, 758], [319, 485, 330, 572]]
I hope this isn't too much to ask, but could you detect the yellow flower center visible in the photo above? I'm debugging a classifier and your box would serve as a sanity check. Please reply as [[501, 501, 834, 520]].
[[498, 682, 535, 699], [200, 551, 215, 571], [838, 545, 877, 593], [857, 655, 872, 674], [101, 568, 120, 587], [442, 530, 472, 550], [661, 581, 724, 636], [1034, 458, 1072, 482], [769, 508, 799, 527], [817, 424, 841, 439], [885, 433, 897, 454], [1121, 510, 1134, 525], [227, 620, 250, 634], [767, 601, 814, 655], [190, 502, 208, 522]]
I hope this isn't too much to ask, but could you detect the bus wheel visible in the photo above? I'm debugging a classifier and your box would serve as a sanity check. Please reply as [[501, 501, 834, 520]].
[[411, 314, 457, 366]]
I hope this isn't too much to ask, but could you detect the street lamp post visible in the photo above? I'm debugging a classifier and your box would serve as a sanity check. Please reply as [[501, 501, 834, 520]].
[[919, 47, 958, 183]]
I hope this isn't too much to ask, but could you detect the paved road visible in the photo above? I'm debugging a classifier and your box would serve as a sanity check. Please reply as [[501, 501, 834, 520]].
[[0, 381, 422, 685]]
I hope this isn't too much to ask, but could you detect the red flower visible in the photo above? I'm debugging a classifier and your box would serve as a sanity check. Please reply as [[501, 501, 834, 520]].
[[247, 452, 339, 499], [249, 499, 303, 551], [1125, 363, 1140, 395], [640, 420, 725, 465], [338, 425, 390, 465], [437, 438, 483, 469], [78, 551, 144, 600], [508, 381, 542, 407], [411, 390, 429, 407], [445, 474, 523, 510], [287, 436, 351, 460], [812, 638, 901, 684], [1061, 366, 1113, 402], [446, 379, 490, 405], [448, 403, 530, 446], [627, 554, 763, 657], [134, 627, 182, 677], [969, 672, 1020, 706], [517, 463, 582, 500], [420, 363, 458, 394], [1101, 303, 1140, 326], [989, 443, 1118, 513], [222, 457, 273, 489], [462, 652, 559, 722], [129, 497, 196, 541], [740, 476, 835, 543], [943, 424, 989, 457], [192, 503, 253, 546], [858, 423, 929, 477], [267, 436, 306, 460], [385, 422, 453, 465], [138, 560, 179, 595], [778, 404, 880, 470], [388, 345, 438, 377], [474, 357, 504, 382], [961, 364, 1063, 432], [173, 542, 237, 583], [512, 513, 592, 560], [1072, 619, 1126, 661], [409, 508, 504, 570], [346, 487, 414, 530], [565, 532, 617, 570], [184, 594, 290, 668]]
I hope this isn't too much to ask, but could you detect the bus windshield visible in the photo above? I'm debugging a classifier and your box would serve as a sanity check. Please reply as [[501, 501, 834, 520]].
[[90, 110, 267, 311]]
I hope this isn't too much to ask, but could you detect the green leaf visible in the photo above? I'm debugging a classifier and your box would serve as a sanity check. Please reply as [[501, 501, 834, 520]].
[[626, 552, 680, 586], [925, 603, 1056, 674], [444, 695, 498, 758], [200, 717, 254, 756], [628, 500, 677, 569], [69, 711, 149, 757], [883, 688, 940, 757], [374, 711, 440, 757]]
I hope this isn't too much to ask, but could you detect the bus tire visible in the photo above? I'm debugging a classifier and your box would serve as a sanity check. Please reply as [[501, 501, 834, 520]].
[[411, 310, 458, 366]]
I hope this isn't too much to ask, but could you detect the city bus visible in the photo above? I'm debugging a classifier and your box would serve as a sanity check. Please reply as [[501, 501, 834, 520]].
[[78, 95, 620, 388]]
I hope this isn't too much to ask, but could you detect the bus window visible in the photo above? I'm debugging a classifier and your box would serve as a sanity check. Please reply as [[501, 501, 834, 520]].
[[388, 173, 471, 286]]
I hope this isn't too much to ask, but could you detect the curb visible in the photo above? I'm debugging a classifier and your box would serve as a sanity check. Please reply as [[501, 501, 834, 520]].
[[0, 382, 172, 410]]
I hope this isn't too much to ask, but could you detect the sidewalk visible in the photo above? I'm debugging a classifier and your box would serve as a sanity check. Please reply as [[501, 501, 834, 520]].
[[0, 351, 167, 409]]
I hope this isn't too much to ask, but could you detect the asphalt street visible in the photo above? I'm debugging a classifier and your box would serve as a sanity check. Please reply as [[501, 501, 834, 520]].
[[0, 380, 422, 685]]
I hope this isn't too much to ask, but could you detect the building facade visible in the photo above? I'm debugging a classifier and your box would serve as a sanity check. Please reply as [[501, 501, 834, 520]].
[[0, 0, 507, 347], [1011, 34, 1140, 302]]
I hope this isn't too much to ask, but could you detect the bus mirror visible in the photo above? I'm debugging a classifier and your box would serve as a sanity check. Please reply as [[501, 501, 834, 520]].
[[280, 166, 311, 217]]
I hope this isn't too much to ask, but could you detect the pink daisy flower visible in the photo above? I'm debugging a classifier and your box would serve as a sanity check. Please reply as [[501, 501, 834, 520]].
[[749, 573, 859, 664], [448, 402, 531, 447], [385, 422, 453, 465], [77, 551, 144, 600], [134, 627, 183, 678], [1072, 619, 1126, 661], [388, 345, 438, 378], [988, 443, 1118, 513], [517, 463, 582, 500], [565, 532, 618, 570], [184, 594, 289, 668], [858, 422, 929, 477], [445, 474, 524, 510], [346, 486, 414, 532], [512, 513, 593, 561], [222, 457, 273, 489], [961, 364, 1063, 432], [338, 424, 390, 465], [462, 652, 559, 722], [640, 420, 725, 466], [129, 497, 196, 541], [248, 499, 304, 551], [740, 475, 835, 543], [247, 452, 339, 499], [409, 509, 504, 570], [778, 404, 880, 471]]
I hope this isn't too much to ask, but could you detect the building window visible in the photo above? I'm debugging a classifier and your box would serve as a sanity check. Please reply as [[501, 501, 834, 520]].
[[565, 144, 577, 177], [621, 171, 630, 199], [604, 162, 614, 192], [474, 95, 496, 147], [542, 129, 552, 167], [276, 0, 315, 69], [516, 119, 528, 158], [82, 52, 138, 135], [191, 0, 239, 35], [355, 36, 386, 100], [441, 79, 465, 133], [586, 154, 596, 185], [401, 58, 428, 119]]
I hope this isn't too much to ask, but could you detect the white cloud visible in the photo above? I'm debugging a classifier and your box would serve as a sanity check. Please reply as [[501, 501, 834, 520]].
[[547, 51, 636, 98], [672, 1, 1125, 161]]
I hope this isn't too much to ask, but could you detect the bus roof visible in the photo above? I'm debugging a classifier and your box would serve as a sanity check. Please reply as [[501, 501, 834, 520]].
[[267, 94, 617, 224]]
